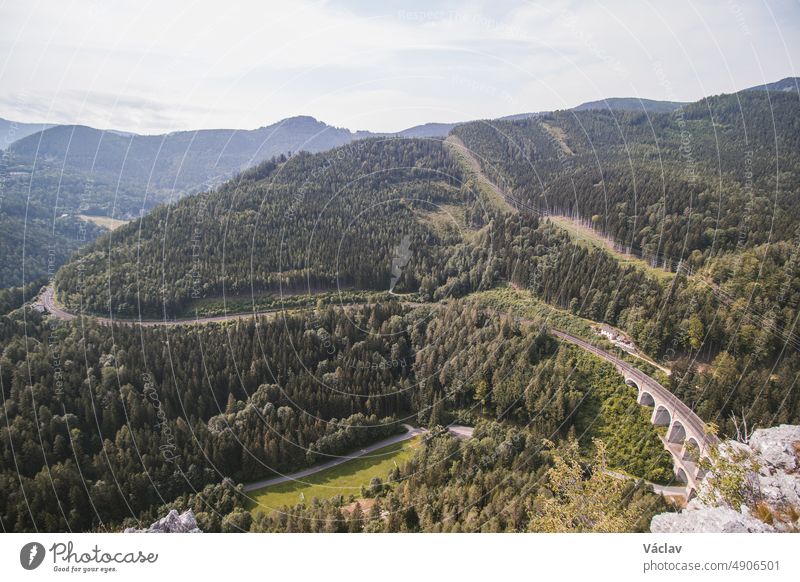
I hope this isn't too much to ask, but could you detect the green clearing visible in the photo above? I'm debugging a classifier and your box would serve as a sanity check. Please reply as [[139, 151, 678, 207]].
[[547, 215, 674, 283], [540, 121, 574, 156], [470, 285, 598, 338], [247, 436, 421, 516], [570, 349, 676, 484], [78, 214, 130, 231], [414, 202, 483, 243]]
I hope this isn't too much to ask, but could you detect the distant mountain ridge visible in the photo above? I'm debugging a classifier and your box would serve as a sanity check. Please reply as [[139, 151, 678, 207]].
[[572, 97, 686, 113], [395, 122, 458, 138], [743, 76, 799, 93], [3, 79, 794, 180], [8, 115, 359, 200], [6, 115, 461, 213], [1, 75, 796, 289], [0, 117, 54, 149]]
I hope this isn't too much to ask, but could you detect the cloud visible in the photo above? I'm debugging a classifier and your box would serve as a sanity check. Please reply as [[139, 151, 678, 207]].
[[0, 0, 797, 133]]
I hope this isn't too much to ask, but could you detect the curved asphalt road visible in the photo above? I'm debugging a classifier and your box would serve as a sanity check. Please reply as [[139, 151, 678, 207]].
[[39, 284, 701, 493], [38, 284, 372, 327]]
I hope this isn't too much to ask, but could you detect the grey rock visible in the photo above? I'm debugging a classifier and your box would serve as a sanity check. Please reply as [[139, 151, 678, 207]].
[[651, 424, 800, 533], [651, 507, 775, 533], [760, 472, 800, 508], [124, 509, 202, 533], [749, 425, 800, 472]]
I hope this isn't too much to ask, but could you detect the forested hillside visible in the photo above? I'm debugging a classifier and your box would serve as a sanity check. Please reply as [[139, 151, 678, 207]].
[[489, 215, 800, 434], [0, 116, 368, 288], [453, 90, 800, 268], [0, 156, 106, 288], [52, 88, 800, 315], [6, 81, 800, 534], [7, 117, 363, 217], [51, 86, 800, 437], [0, 118, 54, 150], [55, 138, 496, 316], [0, 298, 669, 532], [6, 115, 457, 221], [446, 88, 800, 437], [572, 97, 686, 113]]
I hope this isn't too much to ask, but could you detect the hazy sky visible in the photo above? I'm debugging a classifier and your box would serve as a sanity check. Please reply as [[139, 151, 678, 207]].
[[1, 0, 798, 134]]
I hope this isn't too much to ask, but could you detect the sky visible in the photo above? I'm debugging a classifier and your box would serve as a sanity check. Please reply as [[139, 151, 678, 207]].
[[0, 0, 798, 134]]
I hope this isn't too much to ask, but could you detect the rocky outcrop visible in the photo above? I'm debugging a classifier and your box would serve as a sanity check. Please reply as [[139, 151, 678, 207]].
[[750, 425, 800, 472], [124, 509, 202, 533], [651, 424, 800, 533], [651, 505, 777, 533]]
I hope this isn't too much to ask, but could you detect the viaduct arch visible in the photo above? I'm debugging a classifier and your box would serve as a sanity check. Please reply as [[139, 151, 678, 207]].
[[552, 330, 718, 497]]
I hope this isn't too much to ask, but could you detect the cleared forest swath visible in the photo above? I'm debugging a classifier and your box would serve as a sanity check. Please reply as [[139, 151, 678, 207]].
[[546, 214, 675, 282], [445, 135, 516, 214]]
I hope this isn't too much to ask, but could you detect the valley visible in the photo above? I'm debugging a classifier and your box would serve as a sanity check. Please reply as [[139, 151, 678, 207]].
[[2, 77, 799, 535], [37, 278, 715, 500]]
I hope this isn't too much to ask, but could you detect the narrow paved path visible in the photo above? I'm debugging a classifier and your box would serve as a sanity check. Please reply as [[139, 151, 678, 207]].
[[604, 469, 689, 499], [40, 284, 298, 327], [41, 283, 699, 445], [42, 283, 699, 445], [243, 424, 473, 492], [40, 285, 76, 321]]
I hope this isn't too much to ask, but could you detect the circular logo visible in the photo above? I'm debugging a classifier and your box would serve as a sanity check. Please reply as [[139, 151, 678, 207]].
[[19, 542, 45, 570]]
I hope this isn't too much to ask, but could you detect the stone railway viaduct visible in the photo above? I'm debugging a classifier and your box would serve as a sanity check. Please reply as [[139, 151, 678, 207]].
[[39, 283, 719, 496], [551, 330, 718, 497]]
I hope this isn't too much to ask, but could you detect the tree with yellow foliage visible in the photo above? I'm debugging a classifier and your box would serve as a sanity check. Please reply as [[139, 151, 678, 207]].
[[529, 439, 642, 532]]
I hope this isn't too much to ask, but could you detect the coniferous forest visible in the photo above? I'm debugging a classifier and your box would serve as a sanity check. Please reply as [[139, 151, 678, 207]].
[[2, 83, 800, 534]]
